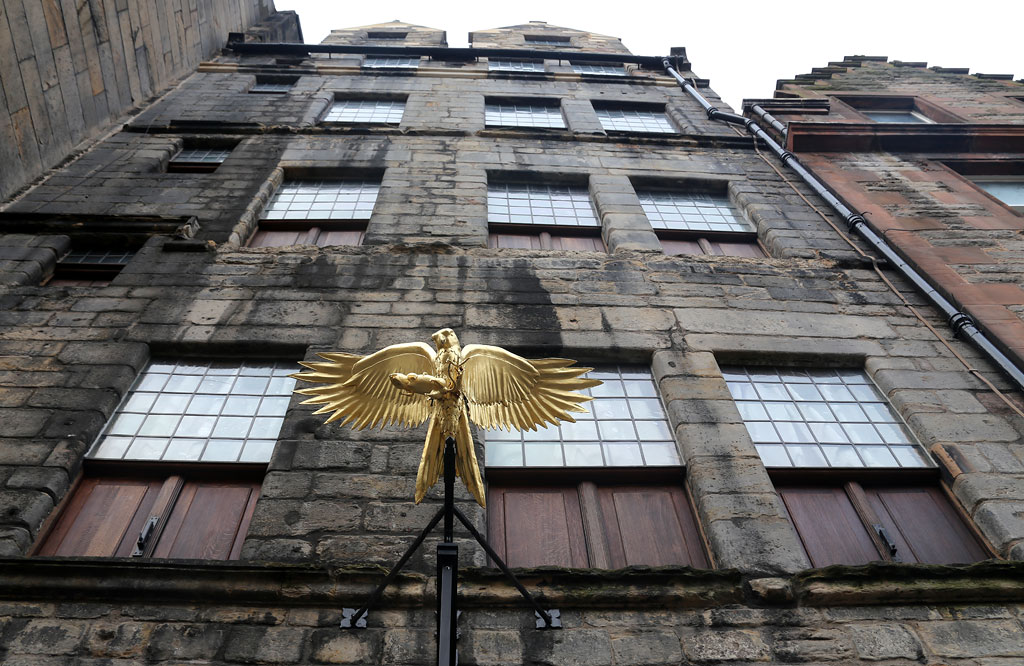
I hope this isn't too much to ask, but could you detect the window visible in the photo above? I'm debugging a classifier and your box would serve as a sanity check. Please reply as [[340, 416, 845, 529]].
[[168, 147, 233, 173], [322, 100, 405, 124], [251, 179, 378, 248], [363, 56, 419, 69], [484, 101, 565, 129], [862, 110, 933, 124], [485, 365, 707, 569], [485, 365, 680, 468], [488, 60, 545, 73], [969, 176, 1024, 212], [571, 62, 623, 76], [366, 31, 407, 40], [250, 75, 298, 94], [595, 106, 675, 133], [724, 365, 990, 566], [487, 182, 604, 251], [723, 367, 927, 469], [91, 360, 296, 463], [34, 360, 296, 560], [524, 35, 570, 46], [836, 96, 953, 124], [46, 248, 135, 287], [638, 190, 765, 258]]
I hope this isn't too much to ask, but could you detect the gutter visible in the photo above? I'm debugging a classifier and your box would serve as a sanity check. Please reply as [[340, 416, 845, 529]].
[[661, 59, 1024, 393]]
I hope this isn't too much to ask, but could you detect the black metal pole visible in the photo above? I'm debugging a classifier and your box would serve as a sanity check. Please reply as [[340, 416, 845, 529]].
[[437, 437, 459, 665]]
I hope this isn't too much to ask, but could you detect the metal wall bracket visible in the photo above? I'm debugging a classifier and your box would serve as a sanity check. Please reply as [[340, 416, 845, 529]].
[[340, 607, 367, 629], [536, 609, 561, 630], [130, 516, 159, 557]]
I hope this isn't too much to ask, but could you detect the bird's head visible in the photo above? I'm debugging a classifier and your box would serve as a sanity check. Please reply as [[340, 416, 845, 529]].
[[432, 328, 460, 350]]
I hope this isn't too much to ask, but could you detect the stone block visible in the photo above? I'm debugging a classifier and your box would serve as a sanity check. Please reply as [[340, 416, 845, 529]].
[[464, 629, 524, 665], [526, 629, 613, 666], [609, 631, 683, 665], [86, 622, 152, 659], [772, 627, 855, 662], [146, 624, 225, 660], [223, 626, 306, 664], [847, 622, 921, 659], [311, 629, 382, 664], [679, 627, 769, 662], [7, 619, 87, 654], [916, 620, 1024, 658]]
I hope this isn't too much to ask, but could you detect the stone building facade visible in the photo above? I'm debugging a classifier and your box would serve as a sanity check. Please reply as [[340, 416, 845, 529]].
[[0, 0, 301, 201], [1, 20, 1023, 665]]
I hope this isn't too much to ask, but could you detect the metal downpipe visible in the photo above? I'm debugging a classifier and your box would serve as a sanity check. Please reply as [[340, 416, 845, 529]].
[[661, 60, 1024, 393]]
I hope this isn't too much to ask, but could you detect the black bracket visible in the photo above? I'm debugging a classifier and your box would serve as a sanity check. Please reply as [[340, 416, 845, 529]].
[[872, 524, 902, 562], [536, 609, 561, 629], [340, 436, 560, 663], [130, 516, 159, 557], [340, 607, 367, 629]]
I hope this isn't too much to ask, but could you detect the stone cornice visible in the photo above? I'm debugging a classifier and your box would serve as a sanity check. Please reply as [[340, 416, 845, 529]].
[[787, 122, 1024, 153]]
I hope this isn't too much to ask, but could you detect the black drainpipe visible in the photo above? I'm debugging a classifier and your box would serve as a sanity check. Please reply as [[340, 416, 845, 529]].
[[661, 59, 1024, 393]]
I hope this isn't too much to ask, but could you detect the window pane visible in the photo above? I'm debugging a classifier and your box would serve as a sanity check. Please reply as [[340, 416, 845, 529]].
[[487, 183, 597, 227], [725, 365, 931, 469], [484, 365, 678, 468], [324, 99, 405, 123], [88, 360, 295, 463], [485, 103, 565, 129], [595, 107, 675, 133], [262, 179, 380, 222], [638, 191, 753, 233]]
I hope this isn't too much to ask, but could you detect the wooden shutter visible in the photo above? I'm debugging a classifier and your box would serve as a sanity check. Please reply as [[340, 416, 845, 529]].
[[317, 229, 365, 247], [550, 234, 605, 252], [152, 480, 260, 560], [488, 482, 707, 569], [865, 485, 989, 564], [488, 232, 542, 249], [37, 477, 164, 557], [36, 475, 259, 561], [488, 486, 589, 568], [778, 486, 881, 567], [250, 228, 306, 247], [597, 485, 709, 568], [660, 238, 704, 256]]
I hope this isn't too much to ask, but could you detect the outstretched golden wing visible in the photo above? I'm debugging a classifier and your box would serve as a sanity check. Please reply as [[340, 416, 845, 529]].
[[291, 342, 436, 429], [460, 345, 602, 432]]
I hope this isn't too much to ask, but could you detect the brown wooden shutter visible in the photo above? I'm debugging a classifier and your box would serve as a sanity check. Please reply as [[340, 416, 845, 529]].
[[488, 486, 589, 568], [488, 482, 707, 569], [37, 475, 260, 561], [37, 477, 164, 557], [778, 486, 882, 567], [550, 234, 605, 252], [865, 485, 989, 564], [597, 485, 709, 568], [152, 480, 260, 560]]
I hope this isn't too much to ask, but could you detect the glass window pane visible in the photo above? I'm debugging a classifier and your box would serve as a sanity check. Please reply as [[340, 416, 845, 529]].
[[641, 442, 679, 466], [821, 445, 864, 467], [786, 444, 827, 467], [756, 444, 791, 467], [202, 439, 243, 462], [239, 440, 276, 463], [524, 443, 563, 466], [603, 442, 643, 466], [88, 359, 296, 463], [485, 442, 523, 466]]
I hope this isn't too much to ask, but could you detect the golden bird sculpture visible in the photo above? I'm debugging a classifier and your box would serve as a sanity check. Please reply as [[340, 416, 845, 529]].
[[290, 328, 601, 507]]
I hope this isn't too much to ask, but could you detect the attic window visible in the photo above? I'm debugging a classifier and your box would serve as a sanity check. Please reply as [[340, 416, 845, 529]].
[[524, 35, 570, 46], [367, 31, 407, 40]]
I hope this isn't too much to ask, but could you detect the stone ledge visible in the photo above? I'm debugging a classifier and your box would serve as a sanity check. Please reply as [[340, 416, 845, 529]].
[[2, 558, 1022, 610], [793, 560, 1024, 606]]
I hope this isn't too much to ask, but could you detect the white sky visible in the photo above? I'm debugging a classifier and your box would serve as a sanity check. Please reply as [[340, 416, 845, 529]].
[[274, 0, 1023, 111]]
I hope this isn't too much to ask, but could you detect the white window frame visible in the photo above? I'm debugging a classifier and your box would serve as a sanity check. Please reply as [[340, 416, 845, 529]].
[[323, 100, 405, 124], [485, 102, 565, 129]]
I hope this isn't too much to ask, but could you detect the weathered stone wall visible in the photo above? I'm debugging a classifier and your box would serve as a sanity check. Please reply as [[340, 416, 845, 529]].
[[774, 58, 1024, 124], [0, 1, 301, 202], [468, 21, 630, 54], [1, 27, 1023, 665]]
